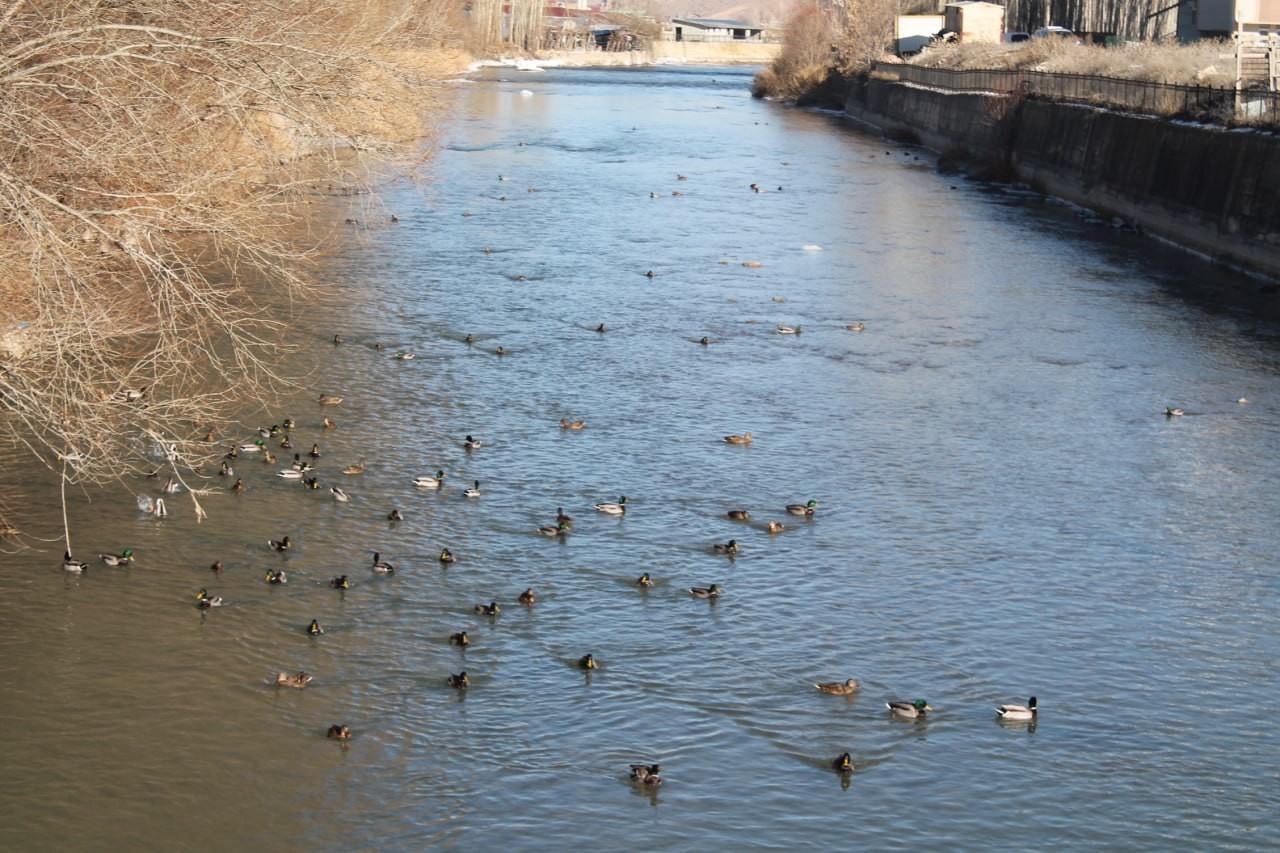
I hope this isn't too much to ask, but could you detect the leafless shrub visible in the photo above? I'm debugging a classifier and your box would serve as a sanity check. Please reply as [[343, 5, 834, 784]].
[[0, 0, 462, 512], [753, 1, 836, 99]]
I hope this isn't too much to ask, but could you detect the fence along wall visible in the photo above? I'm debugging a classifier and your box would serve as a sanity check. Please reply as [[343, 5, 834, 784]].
[[842, 76, 1280, 279]]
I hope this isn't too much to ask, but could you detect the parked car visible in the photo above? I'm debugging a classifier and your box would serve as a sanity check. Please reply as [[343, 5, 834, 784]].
[[1004, 31, 1031, 43], [1033, 26, 1080, 41]]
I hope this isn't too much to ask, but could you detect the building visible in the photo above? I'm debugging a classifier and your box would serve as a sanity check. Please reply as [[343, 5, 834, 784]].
[[1178, 0, 1280, 40], [668, 18, 766, 42], [944, 2, 1006, 43]]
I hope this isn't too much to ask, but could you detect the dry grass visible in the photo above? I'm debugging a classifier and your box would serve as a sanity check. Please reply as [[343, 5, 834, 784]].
[[910, 38, 1234, 87]]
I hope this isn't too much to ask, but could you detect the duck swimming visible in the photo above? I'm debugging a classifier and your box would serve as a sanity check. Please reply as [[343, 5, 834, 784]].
[[713, 539, 739, 555], [439, 548, 456, 564], [268, 536, 291, 552], [815, 678, 859, 695], [196, 588, 224, 608], [786, 500, 818, 516], [463, 435, 482, 450], [996, 696, 1037, 721], [1164, 406, 1185, 416], [559, 418, 587, 429], [595, 496, 627, 515], [474, 601, 500, 616], [518, 588, 537, 605], [331, 486, 350, 502], [887, 699, 932, 718], [342, 459, 365, 475], [276, 671, 312, 688], [309, 443, 321, 459], [727, 509, 750, 520], [463, 481, 481, 498], [318, 394, 343, 405], [630, 764, 662, 786], [774, 324, 802, 334], [766, 520, 786, 534], [232, 478, 245, 493], [556, 507, 573, 526], [578, 653, 598, 670], [265, 570, 287, 584], [330, 575, 350, 589], [636, 572, 655, 588], [371, 553, 395, 574], [327, 725, 351, 740], [450, 631, 469, 647], [98, 549, 135, 567], [688, 584, 721, 599], [413, 470, 445, 489], [722, 433, 752, 444], [537, 522, 570, 537], [387, 508, 404, 521], [447, 672, 469, 689], [831, 752, 853, 773], [307, 619, 324, 636]]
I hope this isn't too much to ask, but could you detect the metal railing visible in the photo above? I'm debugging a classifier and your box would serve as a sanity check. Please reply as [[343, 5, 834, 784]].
[[873, 62, 1280, 127]]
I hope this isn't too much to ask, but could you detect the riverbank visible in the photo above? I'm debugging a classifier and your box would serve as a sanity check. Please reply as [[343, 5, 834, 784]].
[[481, 40, 780, 68], [838, 75, 1280, 285]]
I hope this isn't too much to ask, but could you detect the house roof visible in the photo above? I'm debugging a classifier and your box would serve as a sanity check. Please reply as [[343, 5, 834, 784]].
[[672, 17, 761, 29]]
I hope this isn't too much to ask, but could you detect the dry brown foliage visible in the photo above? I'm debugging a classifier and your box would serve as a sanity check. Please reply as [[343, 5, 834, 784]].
[[753, 1, 836, 99], [0, 0, 463, 502]]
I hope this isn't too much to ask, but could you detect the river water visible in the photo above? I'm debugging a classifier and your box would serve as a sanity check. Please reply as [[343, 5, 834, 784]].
[[3, 64, 1279, 851]]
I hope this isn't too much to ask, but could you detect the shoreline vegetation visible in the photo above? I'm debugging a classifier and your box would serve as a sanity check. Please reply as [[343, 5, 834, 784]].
[[752, 1, 1234, 103], [0, 0, 474, 537]]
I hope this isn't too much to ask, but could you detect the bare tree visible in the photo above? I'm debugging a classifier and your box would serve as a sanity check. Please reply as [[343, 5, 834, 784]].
[[0, 0, 461, 530]]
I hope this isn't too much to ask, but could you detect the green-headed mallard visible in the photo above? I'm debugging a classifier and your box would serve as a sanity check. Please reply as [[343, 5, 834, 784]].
[[887, 699, 932, 718], [713, 539, 739, 555], [786, 500, 818, 516], [450, 631, 469, 647], [556, 507, 573, 525], [414, 470, 445, 489], [688, 584, 721, 599], [815, 678, 859, 695], [578, 653, 598, 670], [268, 536, 291, 552], [439, 548, 456, 564], [307, 619, 324, 636], [330, 575, 350, 589], [831, 752, 853, 773], [727, 509, 750, 520], [448, 671, 469, 689], [277, 468, 304, 480], [996, 696, 1037, 721], [371, 553, 395, 574], [595, 496, 627, 515], [327, 724, 351, 740], [636, 572, 655, 588], [195, 588, 223, 607], [265, 570, 287, 585], [393, 350, 414, 360], [474, 601, 500, 616], [276, 671, 312, 688], [518, 588, 537, 605], [98, 549, 135, 567], [723, 432, 752, 444]]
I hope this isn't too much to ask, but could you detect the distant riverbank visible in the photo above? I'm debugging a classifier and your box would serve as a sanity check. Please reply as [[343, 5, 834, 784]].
[[489, 40, 779, 68]]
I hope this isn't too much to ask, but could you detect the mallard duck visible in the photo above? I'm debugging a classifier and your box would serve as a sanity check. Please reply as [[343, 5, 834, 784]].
[[847, 323, 865, 332], [393, 350, 414, 360], [307, 619, 324, 636], [223, 444, 239, 460], [450, 631, 469, 647], [635, 572, 655, 588], [303, 476, 320, 490], [196, 588, 223, 607], [161, 477, 181, 494], [727, 509, 750, 520], [774, 324, 802, 334], [537, 522, 570, 537], [219, 461, 234, 476], [713, 539, 739, 555], [786, 500, 818, 516], [595, 496, 627, 515], [831, 752, 853, 773], [282, 418, 296, 429], [327, 724, 351, 740], [332, 334, 344, 345], [98, 549, 135, 567], [413, 470, 445, 489], [277, 468, 304, 480], [62, 550, 89, 571], [309, 443, 321, 459], [463, 435, 482, 450], [1164, 406, 1185, 416], [291, 454, 312, 472], [117, 385, 148, 402], [323, 417, 337, 429], [265, 570, 287, 585], [342, 459, 365, 475], [559, 418, 587, 429], [331, 486, 350, 502], [276, 671, 312, 688], [887, 699, 932, 718], [210, 560, 224, 572], [474, 601, 500, 616], [815, 678, 859, 695], [239, 439, 265, 453], [371, 552, 395, 574], [232, 478, 245, 493], [262, 451, 277, 464], [578, 653, 598, 670], [495, 346, 505, 356], [996, 696, 1037, 721], [699, 336, 709, 346], [518, 588, 537, 605], [766, 520, 786, 534], [629, 764, 662, 785], [556, 507, 573, 525], [447, 671, 470, 689], [387, 508, 404, 521], [268, 536, 291, 552], [723, 432, 752, 444], [463, 480, 481, 498], [330, 575, 350, 589], [595, 323, 607, 333], [464, 333, 475, 344], [688, 584, 721, 599], [318, 394, 343, 405], [279, 435, 293, 449], [137, 495, 167, 516], [439, 548, 456, 564]]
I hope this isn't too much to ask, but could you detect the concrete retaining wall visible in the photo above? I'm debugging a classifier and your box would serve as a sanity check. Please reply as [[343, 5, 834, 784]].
[[534, 41, 779, 66], [843, 77, 1280, 279]]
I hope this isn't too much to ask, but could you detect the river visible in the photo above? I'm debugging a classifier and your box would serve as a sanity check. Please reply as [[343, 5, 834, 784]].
[[2, 64, 1278, 851]]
